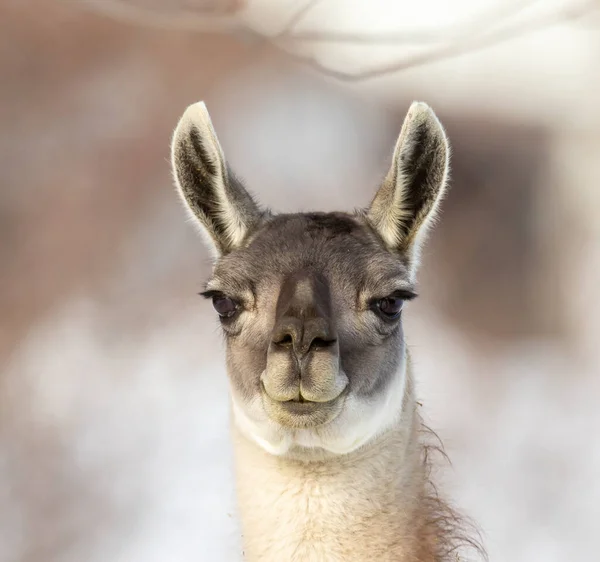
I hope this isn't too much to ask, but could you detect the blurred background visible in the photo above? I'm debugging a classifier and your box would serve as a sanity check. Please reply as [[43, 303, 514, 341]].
[[1, 1, 599, 560]]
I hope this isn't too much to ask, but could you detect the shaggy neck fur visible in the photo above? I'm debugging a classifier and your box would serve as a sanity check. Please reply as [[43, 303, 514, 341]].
[[231, 368, 477, 562]]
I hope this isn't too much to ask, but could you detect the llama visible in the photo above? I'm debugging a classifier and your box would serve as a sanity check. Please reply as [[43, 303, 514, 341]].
[[170, 101, 484, 561]]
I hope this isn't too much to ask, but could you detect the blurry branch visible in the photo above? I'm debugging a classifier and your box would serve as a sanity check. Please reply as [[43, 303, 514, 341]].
[[289, 0, 543, 44], [79, 0, 246, 32], [278, 0, 600, 82], [76, 0, 599, 82], [275, 0, 322, 38]]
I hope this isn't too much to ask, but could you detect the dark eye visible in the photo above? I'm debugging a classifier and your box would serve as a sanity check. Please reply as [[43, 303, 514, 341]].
[[212, 295, 238, 318], [375, 296, 404, 320]]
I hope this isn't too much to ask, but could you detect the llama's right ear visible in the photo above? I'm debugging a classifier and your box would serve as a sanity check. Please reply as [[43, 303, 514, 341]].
[[171, 102, 264, 257]]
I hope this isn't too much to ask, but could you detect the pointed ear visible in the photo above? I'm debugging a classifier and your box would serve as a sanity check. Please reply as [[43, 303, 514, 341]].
[[366, 101, 449, 273], [170, 101, 264, 257]]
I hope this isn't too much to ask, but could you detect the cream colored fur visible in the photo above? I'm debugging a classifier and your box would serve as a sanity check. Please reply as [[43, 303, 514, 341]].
[[232, 362, 431, 562]]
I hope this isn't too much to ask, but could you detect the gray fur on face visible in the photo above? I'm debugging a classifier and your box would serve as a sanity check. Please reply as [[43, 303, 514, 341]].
[[171, 101, 449, 431], [211, 213, 410, 404]]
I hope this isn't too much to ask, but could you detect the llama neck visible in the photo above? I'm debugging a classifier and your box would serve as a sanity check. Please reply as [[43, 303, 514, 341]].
[[231, 390, 443, 562]]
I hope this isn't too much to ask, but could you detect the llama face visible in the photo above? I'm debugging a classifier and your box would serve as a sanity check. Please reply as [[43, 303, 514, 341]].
[[171, 101, 448, 456], [202, 212, 416, 445]]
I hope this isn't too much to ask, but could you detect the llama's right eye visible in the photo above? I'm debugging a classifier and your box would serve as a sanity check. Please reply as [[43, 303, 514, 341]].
[[212, 296, 238, 318]]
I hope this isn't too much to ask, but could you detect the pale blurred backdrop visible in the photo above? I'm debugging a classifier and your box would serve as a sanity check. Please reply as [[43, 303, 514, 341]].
[[1, 1, 599, 561]]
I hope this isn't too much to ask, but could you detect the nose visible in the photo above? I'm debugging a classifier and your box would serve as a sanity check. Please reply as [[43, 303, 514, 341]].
[[271, 271, 337, 357], [272, 316, 336, 356], [262, 270, 347, 405]]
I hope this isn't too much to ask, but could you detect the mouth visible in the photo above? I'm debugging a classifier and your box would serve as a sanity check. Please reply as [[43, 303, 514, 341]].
[[261, 384, 348, 429]]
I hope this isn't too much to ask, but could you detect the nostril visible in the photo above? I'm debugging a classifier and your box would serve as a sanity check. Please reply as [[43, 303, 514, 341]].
[[310, 337, 337, 350], [274, 333, 294, 348]]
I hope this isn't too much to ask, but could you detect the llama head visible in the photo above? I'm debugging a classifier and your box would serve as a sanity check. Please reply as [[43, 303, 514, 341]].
[[171, 101, 449, 457]]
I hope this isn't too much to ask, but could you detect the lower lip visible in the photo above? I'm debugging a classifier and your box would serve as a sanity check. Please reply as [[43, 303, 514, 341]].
[[261, 387, 348, 428]]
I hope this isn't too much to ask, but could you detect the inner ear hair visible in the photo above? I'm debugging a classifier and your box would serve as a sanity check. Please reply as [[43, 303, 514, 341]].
[[366, 101, 449, 267], [170, 101, 264, 257]]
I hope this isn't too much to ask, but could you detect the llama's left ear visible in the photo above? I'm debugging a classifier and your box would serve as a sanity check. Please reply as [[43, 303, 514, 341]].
[[171, 101, 264, 257], [366, 101, 449, 273]]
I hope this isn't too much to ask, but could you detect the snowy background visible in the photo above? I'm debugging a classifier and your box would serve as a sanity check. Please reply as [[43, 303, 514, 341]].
[[1, 1, 599, 560]]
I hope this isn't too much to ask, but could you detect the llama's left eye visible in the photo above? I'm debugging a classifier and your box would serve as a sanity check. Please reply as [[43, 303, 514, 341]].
[[375, 297, 404, 319], [212, 296, 238, 318]]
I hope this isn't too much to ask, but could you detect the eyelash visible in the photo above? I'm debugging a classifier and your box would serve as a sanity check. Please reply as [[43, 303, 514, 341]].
[[198, 290, 224, 300], [368, 290, 418, 305]]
